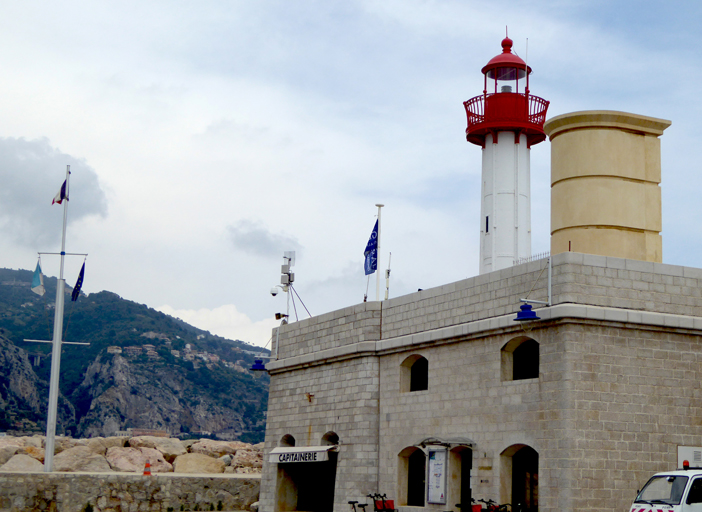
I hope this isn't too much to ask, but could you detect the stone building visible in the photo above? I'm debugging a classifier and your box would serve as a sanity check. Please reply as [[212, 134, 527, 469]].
[[258, 59, 686, 512]]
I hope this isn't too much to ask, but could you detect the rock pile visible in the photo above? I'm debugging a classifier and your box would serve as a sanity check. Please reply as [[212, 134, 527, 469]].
[[0, 435, 263, 474]]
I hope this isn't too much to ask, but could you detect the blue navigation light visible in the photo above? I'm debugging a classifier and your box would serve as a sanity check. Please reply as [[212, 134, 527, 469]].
[[514, 304, 540, 322]]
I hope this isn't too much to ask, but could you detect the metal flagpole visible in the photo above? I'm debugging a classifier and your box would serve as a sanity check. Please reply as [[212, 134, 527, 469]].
[[44, 164, 70, 472], [375, 204, 383, 301]]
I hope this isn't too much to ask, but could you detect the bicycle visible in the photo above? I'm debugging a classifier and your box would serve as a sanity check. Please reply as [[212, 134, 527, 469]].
[[366, 493, 396, 512], [476, 499, 511, 512], [456, 500, 481, 512], [349, 501, 368, 512]]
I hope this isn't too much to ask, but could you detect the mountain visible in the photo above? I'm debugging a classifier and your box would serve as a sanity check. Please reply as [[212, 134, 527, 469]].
[[0, 267, 269, 443]]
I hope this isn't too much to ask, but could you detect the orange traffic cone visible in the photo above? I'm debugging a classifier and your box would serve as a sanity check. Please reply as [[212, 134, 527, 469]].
[[143, 462, 152, 475]]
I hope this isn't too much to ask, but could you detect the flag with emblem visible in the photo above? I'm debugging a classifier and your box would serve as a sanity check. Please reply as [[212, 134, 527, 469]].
[[71, 262, 85, 302], [364, 220, 378, 276]]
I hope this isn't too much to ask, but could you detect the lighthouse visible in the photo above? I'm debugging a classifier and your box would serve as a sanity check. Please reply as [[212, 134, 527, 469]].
[[464, 36, 549, 274]]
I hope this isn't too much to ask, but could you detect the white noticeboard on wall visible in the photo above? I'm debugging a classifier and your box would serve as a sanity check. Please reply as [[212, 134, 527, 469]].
[[427, 448, 447, 504]]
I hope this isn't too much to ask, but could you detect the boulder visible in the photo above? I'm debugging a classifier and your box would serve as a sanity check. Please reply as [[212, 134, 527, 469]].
[[231, 450, 262, 470], [189, 439, 240, 458], [19, 436, 43, 449], [50, 437, 88, 454], [53, 446, 112, 472], [173, 453, 225, 474], [140, 447, 173, 473], [129, 436, 186, 462], [228, 441, 254, 451], [0, 445, 21, 465], [181, 439, 199, 449], [102, 436, 128, 449], [234, 466, 260, 474], [219, 454, 232, 466], [20, 445, 45, 462], [86, 438, 108, 455], [0, 437, 24, 449], [0, 454, 44, 472], [106, 447, 146, 472]]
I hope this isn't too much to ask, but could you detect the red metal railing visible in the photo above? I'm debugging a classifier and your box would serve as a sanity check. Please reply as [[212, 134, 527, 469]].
[[463, 93, 549, 131]]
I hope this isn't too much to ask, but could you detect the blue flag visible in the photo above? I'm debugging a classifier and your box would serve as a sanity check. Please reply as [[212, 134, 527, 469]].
[[71, 263, 85, 302], [364, 220, 378, 276]]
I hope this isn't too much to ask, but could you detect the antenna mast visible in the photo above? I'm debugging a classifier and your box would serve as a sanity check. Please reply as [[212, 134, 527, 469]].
[[384, 253, 392, 300]]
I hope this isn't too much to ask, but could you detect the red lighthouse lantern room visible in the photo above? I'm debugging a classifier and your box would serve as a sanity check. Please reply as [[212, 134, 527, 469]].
[[464, 37, 549, 147]]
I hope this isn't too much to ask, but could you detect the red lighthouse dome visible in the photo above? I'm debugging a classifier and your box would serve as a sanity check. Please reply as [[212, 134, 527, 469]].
[[464, 37, 549, 147]]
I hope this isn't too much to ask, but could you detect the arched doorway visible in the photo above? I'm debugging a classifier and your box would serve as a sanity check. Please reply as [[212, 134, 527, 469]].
[[314, 432, 339, 512], [274, 433, 339, 512], [512, 446, 538, 512], [449, 447, 472, 510], [501, 445, 538, 512], [398, 447, 426, 507]]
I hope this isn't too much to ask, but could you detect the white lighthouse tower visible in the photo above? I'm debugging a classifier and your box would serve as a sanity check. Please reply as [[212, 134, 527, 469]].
[[464, 36, 549, 274]]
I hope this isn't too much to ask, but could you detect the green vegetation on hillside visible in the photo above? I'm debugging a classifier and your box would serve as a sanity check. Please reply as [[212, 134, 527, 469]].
[[0, 267, 270, 442]]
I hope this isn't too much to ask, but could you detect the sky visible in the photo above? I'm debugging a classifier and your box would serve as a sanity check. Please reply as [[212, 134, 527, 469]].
[[0, 0, 700, 347]]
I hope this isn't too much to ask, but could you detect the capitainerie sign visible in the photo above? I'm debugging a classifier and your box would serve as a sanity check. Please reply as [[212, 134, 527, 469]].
[[268, 446, 337, 463]]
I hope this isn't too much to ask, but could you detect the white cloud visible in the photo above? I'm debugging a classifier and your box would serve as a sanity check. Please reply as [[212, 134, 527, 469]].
[[0, 0, 700, 336], [155, 304, 278, 349], [0, 137, 107, 247], [228, 219, 302, 258]]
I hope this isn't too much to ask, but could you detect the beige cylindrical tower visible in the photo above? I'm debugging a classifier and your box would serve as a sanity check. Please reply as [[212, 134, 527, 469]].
[[543, 110, 671, 262]]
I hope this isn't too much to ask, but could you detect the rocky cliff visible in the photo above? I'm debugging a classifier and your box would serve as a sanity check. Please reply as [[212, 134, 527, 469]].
[[0, 268, 269, 442], [0, 332, 74, 431], [74, 353, 261, 438]]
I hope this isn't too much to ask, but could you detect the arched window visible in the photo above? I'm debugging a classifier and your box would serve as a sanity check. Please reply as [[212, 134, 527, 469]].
[[321, 431, 339, 445], [501, 337, 539, 381], [398, 447, 426, 507], [400, 355, 429, 392], [280, 434, 296, 447]]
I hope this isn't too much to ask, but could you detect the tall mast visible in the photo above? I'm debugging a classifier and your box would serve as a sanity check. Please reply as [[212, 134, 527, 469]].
[[44, 164, 70, 472], [375, 204, 384, 301]]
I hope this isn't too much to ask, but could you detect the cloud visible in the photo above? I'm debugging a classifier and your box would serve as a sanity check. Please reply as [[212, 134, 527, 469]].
[[155, 304, 277, 348], [227, 219, 302, 258], [0, 137, 107, 247]]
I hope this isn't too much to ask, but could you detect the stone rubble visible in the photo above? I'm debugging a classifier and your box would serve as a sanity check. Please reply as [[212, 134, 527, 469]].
[[0, 434, 263, 474]]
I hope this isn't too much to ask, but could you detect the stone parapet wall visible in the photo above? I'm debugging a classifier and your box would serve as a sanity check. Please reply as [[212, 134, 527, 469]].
[[0, 472, 259, 512], [273, 303, 381, 360], [273, 252, 702, 360]]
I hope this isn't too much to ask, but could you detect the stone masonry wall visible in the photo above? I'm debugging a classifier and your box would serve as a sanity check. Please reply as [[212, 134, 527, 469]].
[[565, 322, 702, 512], [377, 323, 570, 512], [263, 252, 702, 512], [0, 472, 259, 512], [273, 303, 381, 360], [272, 252, 702, 356], [260, 356, 380, 512], [380, 252, 702, 340]]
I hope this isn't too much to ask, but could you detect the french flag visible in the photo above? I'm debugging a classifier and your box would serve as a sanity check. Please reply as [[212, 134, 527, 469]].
[[52, 179, 68, 205]]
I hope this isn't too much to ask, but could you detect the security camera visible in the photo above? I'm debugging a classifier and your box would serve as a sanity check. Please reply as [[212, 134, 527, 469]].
[[270, 287, 279, 296]]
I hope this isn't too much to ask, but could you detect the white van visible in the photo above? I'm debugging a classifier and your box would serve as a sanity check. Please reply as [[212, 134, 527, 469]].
[[629, 448, 702, 512], [630, 470, 702, 512]]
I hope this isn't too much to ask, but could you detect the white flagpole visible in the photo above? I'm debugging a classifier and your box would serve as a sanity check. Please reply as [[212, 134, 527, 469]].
[[375, 203, 383, 301], [44, 164, 70, 472]]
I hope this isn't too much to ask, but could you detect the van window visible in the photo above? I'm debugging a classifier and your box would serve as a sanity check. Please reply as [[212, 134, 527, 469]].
[[636, 476, 688, 505], [687, 478, 702, 504]]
